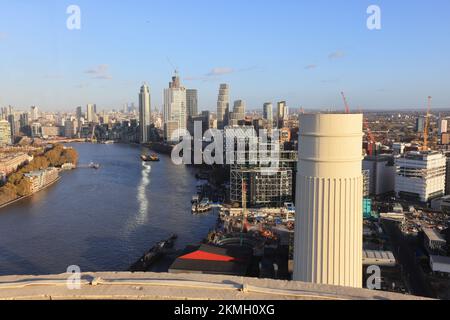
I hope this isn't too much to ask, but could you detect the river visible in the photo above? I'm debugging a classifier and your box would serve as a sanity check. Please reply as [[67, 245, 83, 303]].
[[0, 143, 217, 276]]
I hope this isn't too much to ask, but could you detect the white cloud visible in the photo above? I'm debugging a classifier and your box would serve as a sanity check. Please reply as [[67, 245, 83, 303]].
[[85, 64, 112, 79]]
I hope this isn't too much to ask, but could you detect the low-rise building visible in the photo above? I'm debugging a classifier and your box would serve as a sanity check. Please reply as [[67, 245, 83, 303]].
[[423, 228, 446, 253], [0, 153, 32, 176], [429, 255, 450, 274], [363, 250, 396, 267], [41, 126, 62, 138], [23, 167, 59, 193]]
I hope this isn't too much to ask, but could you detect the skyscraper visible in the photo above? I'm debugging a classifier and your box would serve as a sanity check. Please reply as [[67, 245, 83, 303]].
[[30, 106, 39, 121], [86, 104, 95, 123], [228, 100, 246, 126], [186, 89, 198, 119], [164, 71, 186, 142], [217, 84, 229, 129], [0, 120, 12, 146], [139, 83, 151, 144], [76, 106, 83, 120], [294, 113, 363, 288], [19, 113, 29, 131], [263, 102, 273, 128], [7, 114, 15, 142], [277, 101, 288, 127]]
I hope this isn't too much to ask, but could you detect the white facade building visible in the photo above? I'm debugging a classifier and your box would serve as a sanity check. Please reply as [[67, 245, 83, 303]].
[[217, 84, 229, 129], [139, 83, 151, 143], [294, 113, 363, 288], [86, 104, 96, 123], [164, 72, 186, 142], [439, 118, 448, 134], [395, 151, 446, 202]]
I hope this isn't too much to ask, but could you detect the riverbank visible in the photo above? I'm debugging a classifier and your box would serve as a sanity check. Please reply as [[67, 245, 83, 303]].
[[0, 176, 61, 209]]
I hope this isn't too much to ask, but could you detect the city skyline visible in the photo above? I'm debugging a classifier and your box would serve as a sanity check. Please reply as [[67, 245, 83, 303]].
[[1, 0, 450, 111]]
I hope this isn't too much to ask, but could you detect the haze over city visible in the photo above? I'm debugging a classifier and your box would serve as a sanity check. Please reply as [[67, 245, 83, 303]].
[[1, 0, 450, 111]]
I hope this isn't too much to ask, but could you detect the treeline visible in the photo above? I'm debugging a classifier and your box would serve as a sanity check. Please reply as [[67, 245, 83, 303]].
[[0, 144, 78, 203]]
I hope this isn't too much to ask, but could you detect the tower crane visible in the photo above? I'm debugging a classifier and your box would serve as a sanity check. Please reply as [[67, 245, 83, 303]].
[[240, 180, 248, 246], [422, 96, 432, 151], [341, 92, 350, 113], [364, 118, 376, 156], [341, 92, 376, 156]]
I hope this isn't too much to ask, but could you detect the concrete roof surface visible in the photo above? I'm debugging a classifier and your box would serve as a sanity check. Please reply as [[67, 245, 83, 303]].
[[0, 272, 431, 300]]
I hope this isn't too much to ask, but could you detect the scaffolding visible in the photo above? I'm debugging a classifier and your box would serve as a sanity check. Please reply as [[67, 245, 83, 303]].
[[230, 165, 293, 208], [225, 126, 297, 208]]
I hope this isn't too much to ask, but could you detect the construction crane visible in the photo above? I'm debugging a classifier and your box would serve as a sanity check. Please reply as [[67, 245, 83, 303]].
[[422, 96, 432, 151], [240, 180, 248, 246], [341, 91, 350, 114], [364, 117, 376, 156], [342, 91, 376, 156]]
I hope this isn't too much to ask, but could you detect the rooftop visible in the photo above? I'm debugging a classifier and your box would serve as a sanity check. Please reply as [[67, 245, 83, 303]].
[[0, 272, 430, 300], [423, 228, 446, 243]]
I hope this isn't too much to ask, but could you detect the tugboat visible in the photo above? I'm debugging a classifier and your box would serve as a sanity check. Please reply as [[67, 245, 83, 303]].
[[128, 234, 178, 272]]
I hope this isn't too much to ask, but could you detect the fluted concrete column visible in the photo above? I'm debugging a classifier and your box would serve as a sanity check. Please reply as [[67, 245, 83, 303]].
[[293, 113, 363, 288]]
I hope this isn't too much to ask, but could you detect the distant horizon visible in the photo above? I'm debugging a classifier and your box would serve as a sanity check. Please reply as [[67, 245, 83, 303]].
[[6, 104, 450, 115]]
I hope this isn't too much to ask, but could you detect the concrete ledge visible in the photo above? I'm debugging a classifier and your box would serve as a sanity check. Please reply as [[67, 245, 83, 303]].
[[0, 272, 429, 300]]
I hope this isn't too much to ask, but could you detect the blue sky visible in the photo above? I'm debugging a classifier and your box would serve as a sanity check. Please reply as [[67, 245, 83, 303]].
[[0, 0, 449, 112]]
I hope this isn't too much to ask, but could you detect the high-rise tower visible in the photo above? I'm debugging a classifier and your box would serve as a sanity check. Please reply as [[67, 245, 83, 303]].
[[217, 84, 229, 129], [294, 113, 363, 288], [186, 89, 198, 119], [164, 71, 186, 142], [86, 104, 96, 123], [263, 102, 273, 128], [139, 83, 151, 143]]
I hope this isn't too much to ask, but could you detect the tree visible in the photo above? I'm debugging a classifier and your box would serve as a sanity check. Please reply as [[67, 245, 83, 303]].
[[16, 179, 31, 197]]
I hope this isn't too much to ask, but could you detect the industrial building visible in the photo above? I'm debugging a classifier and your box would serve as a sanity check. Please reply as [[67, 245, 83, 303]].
[[293, 113, 363, 288], [395, 151, 446, 202]]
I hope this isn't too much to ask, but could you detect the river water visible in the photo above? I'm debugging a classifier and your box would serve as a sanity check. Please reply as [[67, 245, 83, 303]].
[[0, 143, 217, 275]]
